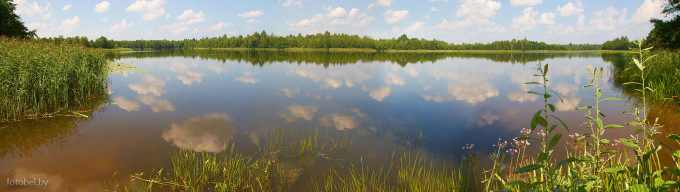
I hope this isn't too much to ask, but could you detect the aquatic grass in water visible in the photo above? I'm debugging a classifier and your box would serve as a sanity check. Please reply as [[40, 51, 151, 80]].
[[613, 48, 680, 102], [0, 37, 109, 121]]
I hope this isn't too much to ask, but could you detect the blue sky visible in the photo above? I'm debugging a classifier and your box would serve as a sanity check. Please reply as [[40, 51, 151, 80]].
[[13, 0, 669, 44]]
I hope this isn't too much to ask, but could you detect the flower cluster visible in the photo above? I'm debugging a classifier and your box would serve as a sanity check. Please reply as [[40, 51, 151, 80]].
[[610, 139, 622, 148], [520, 128, 531, 136], [536, 130, 547, 138], [513, 137, 531, 149], [493, 138, 508, 149], [506, 148, 518, 156], [462, 144, 475, 150]]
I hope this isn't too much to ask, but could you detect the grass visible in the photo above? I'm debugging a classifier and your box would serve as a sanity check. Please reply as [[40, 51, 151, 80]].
[[613, 49, 680, 103], [0, 37, 109, 121]]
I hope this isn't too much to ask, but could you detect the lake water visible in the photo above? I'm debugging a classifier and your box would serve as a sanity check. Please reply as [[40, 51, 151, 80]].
[[1, 50, 677, 191]]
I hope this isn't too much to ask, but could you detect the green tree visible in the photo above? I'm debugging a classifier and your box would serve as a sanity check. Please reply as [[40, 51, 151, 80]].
[[0, 0, 36, 38], [646, 0, 680, 49]]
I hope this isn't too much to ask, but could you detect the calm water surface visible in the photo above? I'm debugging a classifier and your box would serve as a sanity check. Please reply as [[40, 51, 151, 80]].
[[1, 50, 677, 191]]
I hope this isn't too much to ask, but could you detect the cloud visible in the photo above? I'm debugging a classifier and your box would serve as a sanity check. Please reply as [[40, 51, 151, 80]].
[[280, 87, 301, 98], [385, 73, 405, 85], [281, 0, 303, 7], [137, 95, 175, 112], [279, 105, 318, 122], [110, 19, 133, 32], [431, 7, 439, 12], [113, 97, 140, 111], [590, 7, 625, 31], [101, 18, 109, 22], [14, 0, 50, 18], [510, 0, 542, 6], [125, 0, 166, 21], [553, 83, 578, 96], [287, 7, 374, 33], [631, 0, 663, 24], [177, 9, 206, 24], [161, 22, 190, 34], [448, 80, 499, 104], [162, 113, 236, 152], [557, 1, 584, 16], [434, 0, 502, 30], [368, 0, 392, 9], [319, 113, 358, 130], [538, 12, 555, 24], [235, 76, 259, 84], [176, 71, 204, 85], [327, 7, 347, 18], [507, 92, 538, 103], [512, 7, 538, 31], [95, 1, 110, 13], [405, 21, 424, 33], [61, 4, 72, 11], [291, 66, 372, 89], [128, 75, 166, 96], [477, 111, 500, 126], [384, 9, 409, 24], [367, 86, 391, 102], [352, 108, 367, 117], [207, 21, 232, 31], [555, 97, 580, 112], [61, 16, 80, 34], [238, 10, 264, 18]]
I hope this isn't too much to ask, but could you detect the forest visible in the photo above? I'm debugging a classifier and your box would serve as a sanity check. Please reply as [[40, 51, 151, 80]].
[[41, 32, 603, 51]]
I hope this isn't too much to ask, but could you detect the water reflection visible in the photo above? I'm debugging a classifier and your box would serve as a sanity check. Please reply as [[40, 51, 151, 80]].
[[279, 105, 318, 122], [161, 113, 237, 152], [128, 75, 166, 96], [319, 113, 358, 130], [364, 86, 391, 102], [235, 76, 259, 84], [176, 71, 204, 85], [137, 95, 175, 113], [112, 96, 140, 111]]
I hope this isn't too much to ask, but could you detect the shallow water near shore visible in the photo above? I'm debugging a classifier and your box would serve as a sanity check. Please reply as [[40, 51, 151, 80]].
[[1, 50, 677, 191]]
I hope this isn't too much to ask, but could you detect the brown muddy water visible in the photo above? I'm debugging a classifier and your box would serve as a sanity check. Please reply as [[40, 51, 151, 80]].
[[1, 50, 678, 191]]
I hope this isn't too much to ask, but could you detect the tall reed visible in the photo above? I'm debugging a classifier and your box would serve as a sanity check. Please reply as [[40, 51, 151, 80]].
[[0, 37, 108, 121]]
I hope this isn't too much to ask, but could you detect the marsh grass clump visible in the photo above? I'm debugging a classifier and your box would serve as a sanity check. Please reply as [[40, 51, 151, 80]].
[[0, 37, 109, 121], [613, 48, 680, 103]]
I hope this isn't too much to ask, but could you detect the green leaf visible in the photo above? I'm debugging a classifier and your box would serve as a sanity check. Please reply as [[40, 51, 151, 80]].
[[596, 91, 601, 98], [530, 110, 541, 131], [576, 106, 593, 110], [596, 118, 603, 129], [515, 137, 542, 142], [604, 124, 623, 129], [550, 90, 564, 103], [630, 184, 650, 192], [620, 138, 639, 148], [528, 91, 544, 96], [549, 133, 562, 150], [538, 152, 548, 161], [635, 128, 644, 134], [537, 116, 548, 127], [603, 167, 624, 173], [622, 82, 643, 86], [600, 139, 610, 144], [600, 97, 622, 102], [524, 82, 541, 85], [599, 111, 607, 117], [551, 115, 569, 131], [549, 124, 558, 133], [556, 158, 577, 168], [668, 134, 680, 140], [628, 121, 643, 126], [633, 58, 644, 71], [515, 164, 543, 173], [548, 103, 555, 112], [544, 64, 549, 75]]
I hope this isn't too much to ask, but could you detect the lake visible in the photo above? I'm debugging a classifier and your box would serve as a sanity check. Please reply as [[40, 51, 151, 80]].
[[1, 50, 677, 191]]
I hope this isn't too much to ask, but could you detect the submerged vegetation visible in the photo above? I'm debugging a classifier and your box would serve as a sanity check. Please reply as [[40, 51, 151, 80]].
[[0, 37, 109, 121]]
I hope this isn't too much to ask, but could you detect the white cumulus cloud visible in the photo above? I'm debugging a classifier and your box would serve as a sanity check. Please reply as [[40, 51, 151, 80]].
[[557, 1, 584, 16], [177, 9, 206, 24], [368, 0, 392, 9], [631, 0, 663, 24], [384, 9, 409, 24], [110, 19, 133, 32], [61, 4, 72, 11], [510, 0, 542, 6], [125, 0, 166, 21], [238, 10, 264, 18], [94, 1, 110, 13]]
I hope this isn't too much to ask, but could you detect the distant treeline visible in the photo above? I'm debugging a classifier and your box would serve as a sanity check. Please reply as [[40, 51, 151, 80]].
[[40, 31, 602, 51], [110, 49, 604, 67]]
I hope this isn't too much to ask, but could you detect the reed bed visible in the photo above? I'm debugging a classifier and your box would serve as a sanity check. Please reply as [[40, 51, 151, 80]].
[[0, 37, 108, 121], [613, 50, 680, 102]]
